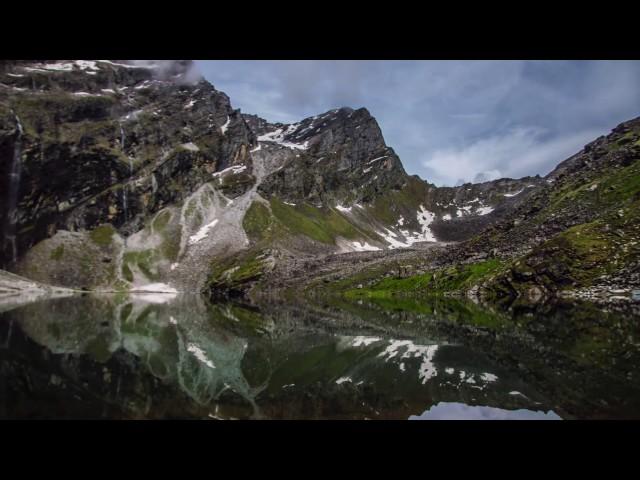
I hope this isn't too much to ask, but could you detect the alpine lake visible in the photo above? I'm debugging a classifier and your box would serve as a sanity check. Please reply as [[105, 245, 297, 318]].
[[1, 290, 639, 420]]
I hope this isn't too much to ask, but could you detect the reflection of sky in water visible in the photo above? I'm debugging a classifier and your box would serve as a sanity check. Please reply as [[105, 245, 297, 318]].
[[409, 402, 562, 420]]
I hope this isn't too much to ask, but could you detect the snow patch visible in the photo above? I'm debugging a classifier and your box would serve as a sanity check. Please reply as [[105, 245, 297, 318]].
[[187, 343, 216, 369], [212, 165, 247, 177], [220, 116, 231, 134], [188, 219, 219, 245], [481, 373, 498, 383], [476, 206, 494, 216], [25, 61, 99, 73], [367, 155, 388, 164], [415, 205, 436, 242], [456, 205, 474, 217], [181, 142, 200, 152], [257, 126, 309, 150], [377, 230, 411, 249], [503, 189, 524, 197], [351, 336, 382, 347], [352, 241, 381, 252]]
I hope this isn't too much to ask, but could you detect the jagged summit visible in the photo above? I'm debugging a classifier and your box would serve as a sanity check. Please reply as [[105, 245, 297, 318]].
[[249, 105, 407, 205], [242, 106, 385, 157]]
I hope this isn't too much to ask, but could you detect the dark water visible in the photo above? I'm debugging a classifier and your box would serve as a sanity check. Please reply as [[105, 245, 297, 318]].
[[1, 292, 639, 419]]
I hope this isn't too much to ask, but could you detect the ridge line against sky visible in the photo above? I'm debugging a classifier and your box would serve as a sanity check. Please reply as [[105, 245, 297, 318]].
[[195, 60, 640, 186]]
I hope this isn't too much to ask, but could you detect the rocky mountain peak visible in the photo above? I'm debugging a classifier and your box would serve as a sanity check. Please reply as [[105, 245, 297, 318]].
[[252, 105, 407, 205]]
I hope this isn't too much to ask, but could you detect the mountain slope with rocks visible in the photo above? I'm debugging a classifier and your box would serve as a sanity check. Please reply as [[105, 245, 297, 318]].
[[307, 117, 640, 307], [2, 59, 620, 301]]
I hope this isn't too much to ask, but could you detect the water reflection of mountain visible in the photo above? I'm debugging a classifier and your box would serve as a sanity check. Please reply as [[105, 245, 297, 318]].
[[1, 293, 639, 419]]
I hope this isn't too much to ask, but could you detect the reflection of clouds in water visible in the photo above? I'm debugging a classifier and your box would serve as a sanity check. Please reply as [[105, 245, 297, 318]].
[[409, 402, 561, 420]]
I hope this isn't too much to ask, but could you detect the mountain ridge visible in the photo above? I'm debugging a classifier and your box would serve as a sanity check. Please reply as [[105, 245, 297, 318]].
[[1, 60, 635, 304]]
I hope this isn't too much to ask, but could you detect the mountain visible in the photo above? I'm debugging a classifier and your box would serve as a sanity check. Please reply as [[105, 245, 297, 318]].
[[303, 117, 640, 306], [2, 60, 634, 304]]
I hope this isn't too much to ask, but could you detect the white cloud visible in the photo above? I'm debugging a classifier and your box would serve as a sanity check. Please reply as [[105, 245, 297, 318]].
[[422, 126, 606, 186]]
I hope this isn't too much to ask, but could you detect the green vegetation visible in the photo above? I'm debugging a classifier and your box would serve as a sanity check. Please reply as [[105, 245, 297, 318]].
[[342, 259, 507, 299], [11, 92, 117, 141], [270, 198, 367, 245], [505, 208, 640, 292], [207, 248, 274, 295], [50, 244, 65, 260], [122, 250, 161, 282], [243, 201, 275, 243], [535, 156, 640, 229], [368, 176, 428, 225], [89, 224, 116, 247], [153, 210, 172, 231]]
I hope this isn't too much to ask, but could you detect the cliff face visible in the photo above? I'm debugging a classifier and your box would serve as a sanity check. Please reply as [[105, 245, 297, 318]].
[[0, 60, 254, 267], [253, 107, 407, 203]]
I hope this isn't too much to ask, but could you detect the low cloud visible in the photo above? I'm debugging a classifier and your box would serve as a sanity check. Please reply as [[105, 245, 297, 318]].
[[422, 127, 605, 186], [130, 60, 202, 85]]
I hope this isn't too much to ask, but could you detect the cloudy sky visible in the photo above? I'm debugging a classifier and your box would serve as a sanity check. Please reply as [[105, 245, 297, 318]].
[[195, 60, 640, 186]]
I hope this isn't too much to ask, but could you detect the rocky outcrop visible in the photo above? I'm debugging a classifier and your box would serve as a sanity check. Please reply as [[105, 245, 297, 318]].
[[0, 60, 255, 267], [256, 107, 408, 205], [304, 117, 640, 305]]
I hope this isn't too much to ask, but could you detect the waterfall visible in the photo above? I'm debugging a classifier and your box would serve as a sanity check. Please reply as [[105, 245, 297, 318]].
[[119, 123, 133, 222], [120, 124, 125, 151], [4, 113, 24, 264], [122, 186, 128, 221]]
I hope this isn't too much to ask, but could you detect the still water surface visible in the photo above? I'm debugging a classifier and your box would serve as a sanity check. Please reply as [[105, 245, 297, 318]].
[[1, 292, 638, 419]]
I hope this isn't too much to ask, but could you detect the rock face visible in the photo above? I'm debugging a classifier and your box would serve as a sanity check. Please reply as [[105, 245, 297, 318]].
[[254, 107, 408, 204], [0, 60, 254, 268]]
